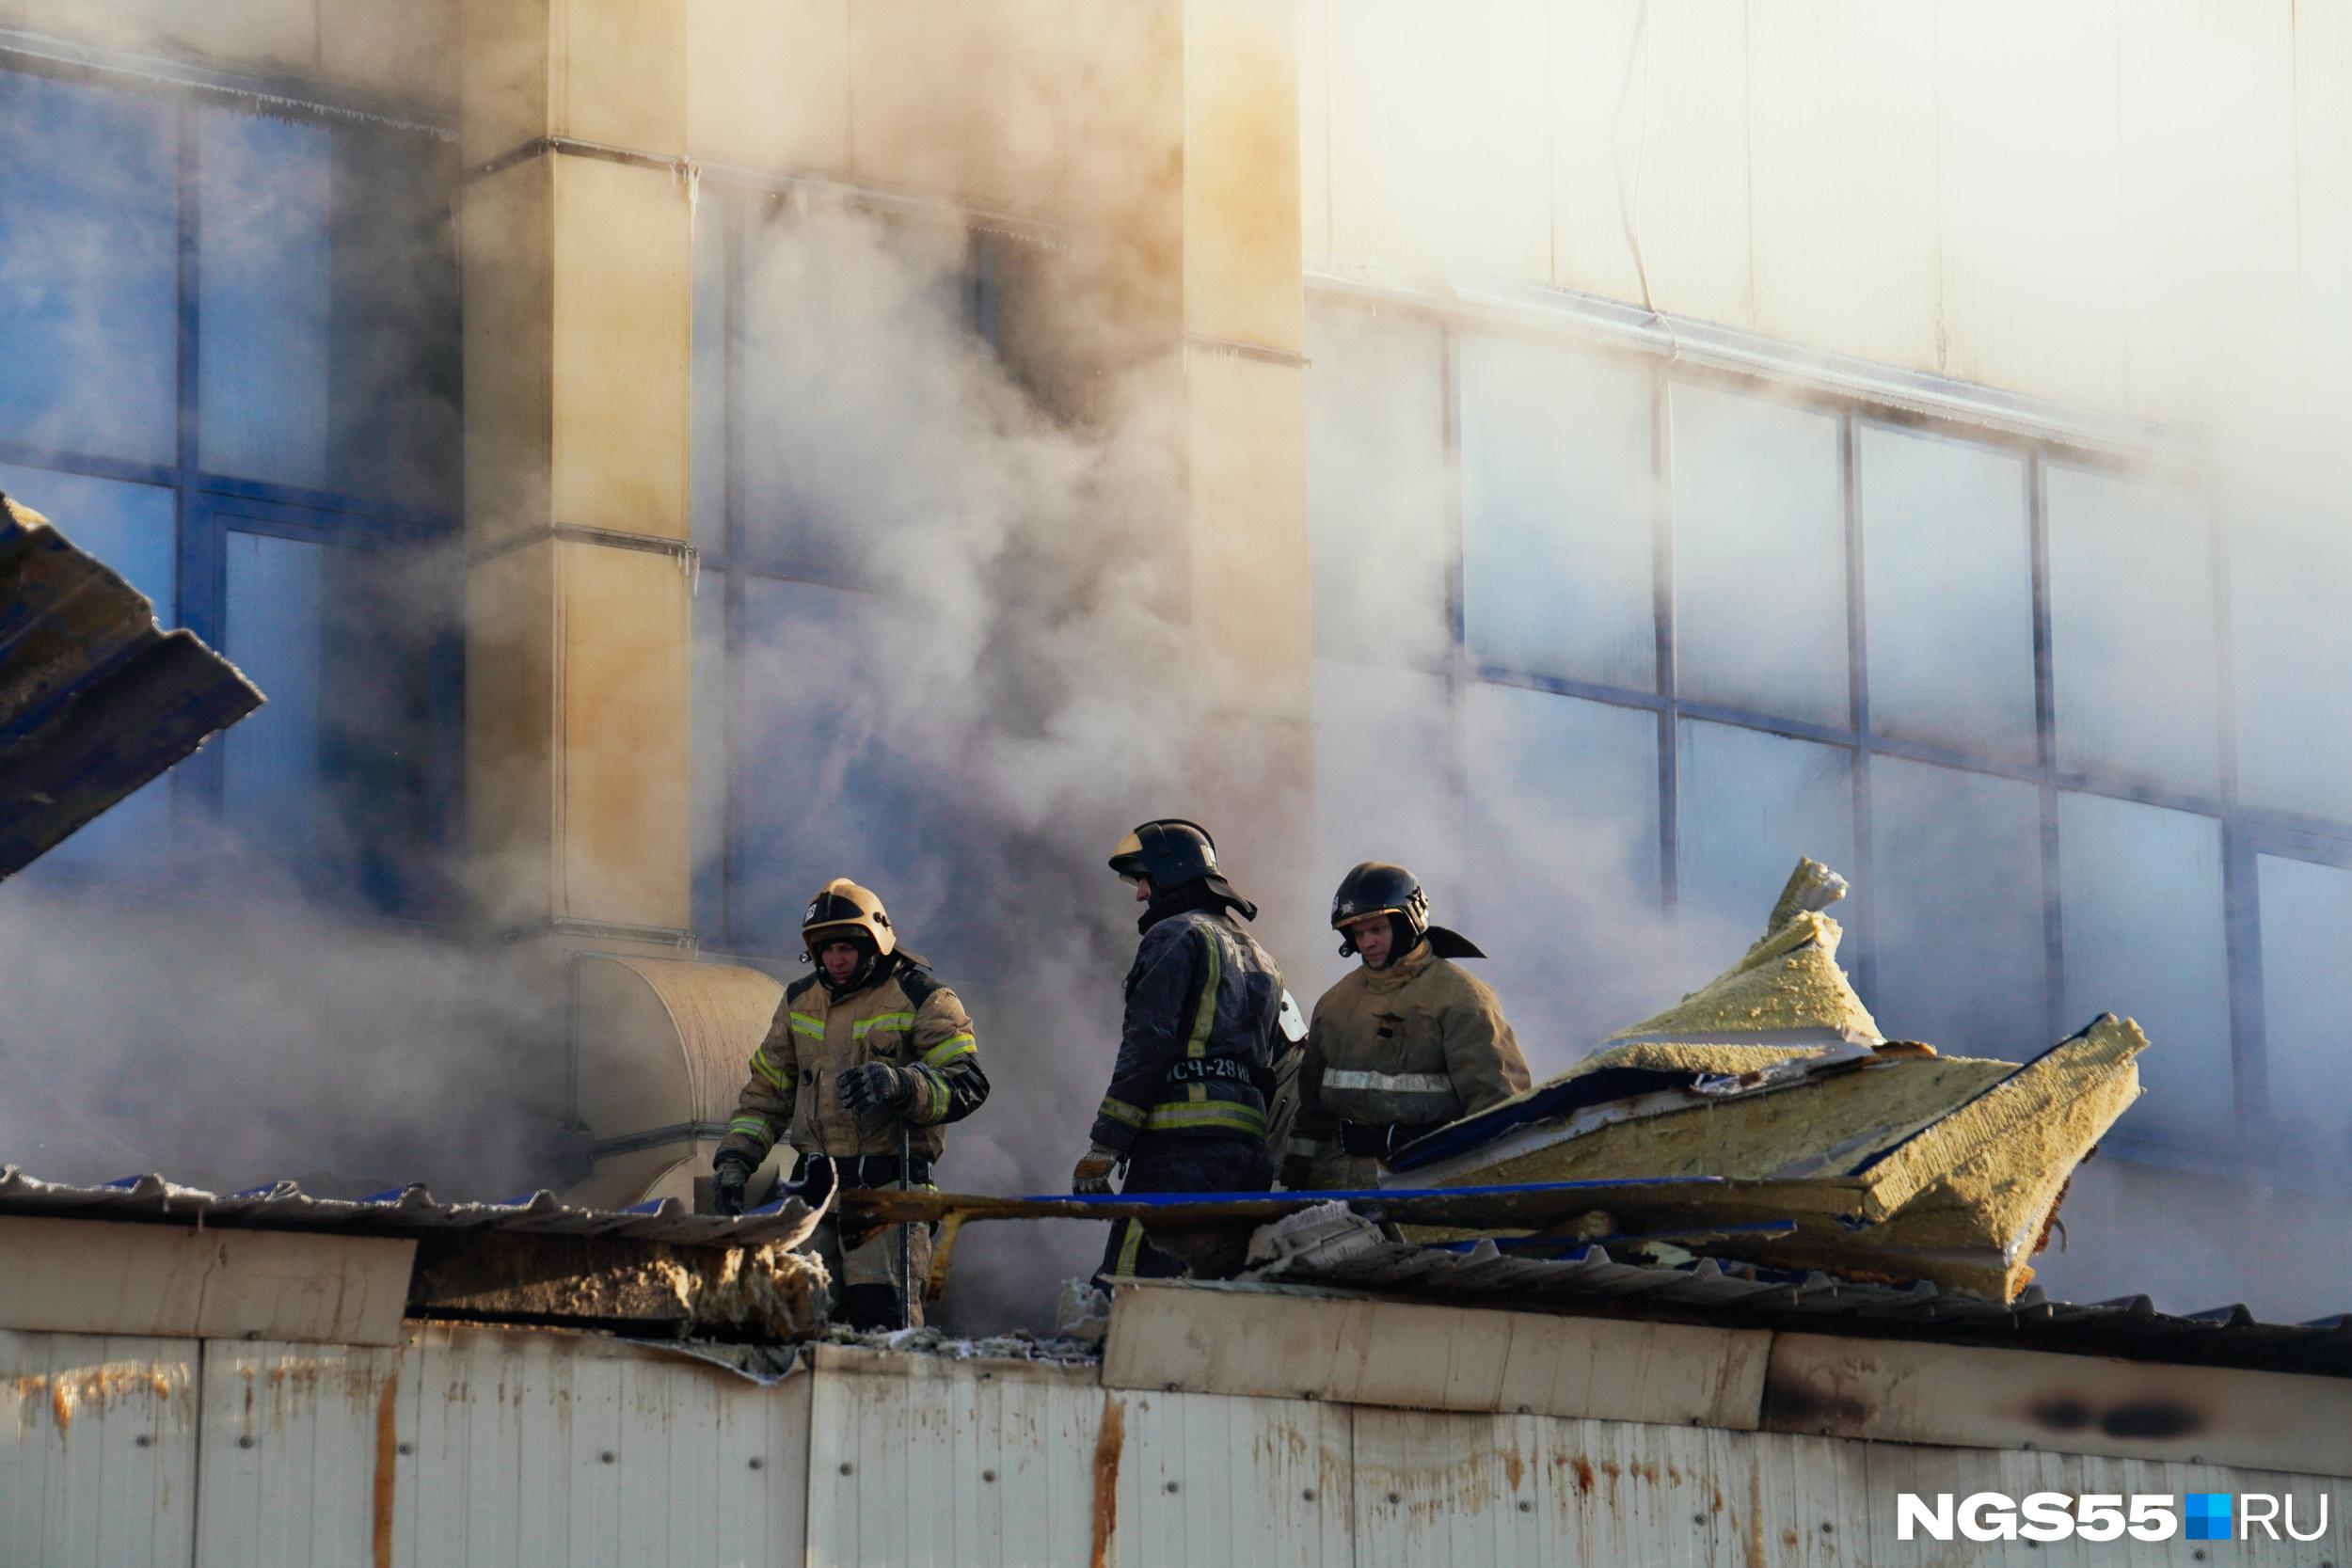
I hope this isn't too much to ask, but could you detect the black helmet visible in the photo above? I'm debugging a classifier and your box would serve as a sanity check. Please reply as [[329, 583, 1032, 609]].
[[1108, 819, 1220, 889], [1331, 862, 1428, 955], [1332, 861, 1486, 962]]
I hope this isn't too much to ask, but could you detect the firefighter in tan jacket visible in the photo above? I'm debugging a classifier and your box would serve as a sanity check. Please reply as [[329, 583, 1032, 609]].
[[711, 879, 988, 1330], [1285, 863, 1530, 1191]]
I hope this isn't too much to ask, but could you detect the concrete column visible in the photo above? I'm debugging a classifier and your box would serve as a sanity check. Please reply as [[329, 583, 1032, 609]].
[[458, 0, 695, 951]]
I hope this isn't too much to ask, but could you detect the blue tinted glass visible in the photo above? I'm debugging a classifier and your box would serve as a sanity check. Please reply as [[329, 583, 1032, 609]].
[[199, 108, 332, 489], [1869, 756, 2047, 1056], [2057, 791, 2231, 1144], [1859, 425, 2036, 761], [0, 465, 179, 873], [2046, 466, 2220, 797], [1461, 683, 1664, 1067], [1670, 385, 1848, 727], [731, 578, 928, 952], [1459, 336, 1653, 688], [223, 531, 326, 856], [1310, 309, 1450, 667], [0, 71, 178, 466], [2255, 854, 2352, 1154], [2231, 524, 2352, 823], [0, 464, 175, 617], [1677, 719, 1854, 977]]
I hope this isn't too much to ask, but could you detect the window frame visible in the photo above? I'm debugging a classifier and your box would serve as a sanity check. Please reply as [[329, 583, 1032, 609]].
[[0, 61, 463, 911]]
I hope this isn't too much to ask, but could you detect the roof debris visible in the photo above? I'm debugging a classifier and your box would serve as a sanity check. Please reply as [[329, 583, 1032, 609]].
[[0, 493, 262, 878], [1383, 860, 2147, 1301]]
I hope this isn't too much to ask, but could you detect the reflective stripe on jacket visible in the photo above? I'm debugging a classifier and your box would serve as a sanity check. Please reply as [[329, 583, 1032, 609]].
[[1295, 939, 1529, 1161], [1089, 907, 1284, 1152], [718, 958, 986, 1165]]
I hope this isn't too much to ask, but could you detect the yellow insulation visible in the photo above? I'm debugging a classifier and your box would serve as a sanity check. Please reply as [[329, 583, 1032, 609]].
[[1410, 854, 2154, 1301]]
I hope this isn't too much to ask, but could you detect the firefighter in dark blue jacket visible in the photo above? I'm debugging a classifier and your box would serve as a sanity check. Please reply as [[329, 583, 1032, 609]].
[[1073, 818, 1285, 1283]]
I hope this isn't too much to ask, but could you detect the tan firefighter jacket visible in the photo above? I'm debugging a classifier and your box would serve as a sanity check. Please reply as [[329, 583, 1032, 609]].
[[1294, 939, 1530, 1164], [717, 958, 986, 1166]]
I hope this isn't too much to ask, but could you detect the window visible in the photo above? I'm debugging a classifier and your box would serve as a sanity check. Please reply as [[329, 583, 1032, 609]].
[[1869, 757, 2048, 1058], [0, 71, 177, 466], [2057, 792, 2232, 1145], [2046, 465, 2221, 798], [1669, 384, 1847, 728], [1310, 295, 2346, 1167], [691, 193, 1026, 956], [1859, 424, 2037, 762], [2255, 854, 2352, 1164], [1311, 312, 1450, 667], [2231, 523, 2352, 824], [1459, 336, 1653, 688], [1313, 660, 1459, 910], [1676, 720, 1852, 974], [1461, 682, 1663, 1065], [0, 67, 460, 913]]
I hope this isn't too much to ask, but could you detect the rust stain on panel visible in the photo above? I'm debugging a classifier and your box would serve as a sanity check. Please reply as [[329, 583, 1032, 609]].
[[1089, 1392, 1124, 1568], [372, 1368, 400, 1568], [10, 1365, 180, 1439], [1742, 1467, 1765, 1568]]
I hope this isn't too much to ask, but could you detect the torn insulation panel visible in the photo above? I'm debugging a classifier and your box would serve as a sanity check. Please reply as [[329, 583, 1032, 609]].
[[0, 493, 262, 877], [1604, 858, 1883, 1048], [1384, 859, 2149, 1301]]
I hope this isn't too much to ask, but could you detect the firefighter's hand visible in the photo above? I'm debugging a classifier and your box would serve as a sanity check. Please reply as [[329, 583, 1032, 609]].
[[712, 1155, 753, 1217], [1072, 1144, 1122, 1196], [1279, 1154, 1314, 1191], [840, 1061, 915, 1117]]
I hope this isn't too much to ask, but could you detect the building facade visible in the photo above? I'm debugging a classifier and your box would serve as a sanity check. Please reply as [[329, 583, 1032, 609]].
[[0, 1, 2347, 1322]]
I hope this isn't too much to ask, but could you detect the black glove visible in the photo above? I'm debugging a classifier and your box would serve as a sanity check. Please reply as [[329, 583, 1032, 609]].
[[712, 1154, 753, 1216], [839, 1061, 915, 1117], [1279, 1154, 1314, 1191]]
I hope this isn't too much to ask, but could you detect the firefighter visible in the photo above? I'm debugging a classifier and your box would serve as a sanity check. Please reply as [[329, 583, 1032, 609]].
[[1283, 862, 1530, 1191], [1074, 819, 1285, 1284], [711, 878, 988, 1331]]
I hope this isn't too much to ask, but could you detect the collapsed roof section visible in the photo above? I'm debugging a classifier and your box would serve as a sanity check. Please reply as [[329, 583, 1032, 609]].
[[0, 492, 262, 878], [1382, 859, 2148, 1301]]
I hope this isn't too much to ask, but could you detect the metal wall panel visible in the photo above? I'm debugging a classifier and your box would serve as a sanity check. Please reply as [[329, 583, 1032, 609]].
[[1929, 1, 2128, 414], [190, 1325, 807, 1568], [2115, 0, 2299, 433], [196, 1340, 399, 1568], [1103, 1280, 1770, 1429], [806, 1345, 1358, 1568], [0, 1327, 198, 1568], [1115, 1388, 1355, 1568], [0, 1215, 414, 1346], [1351, 1407, 1751, 1568], [1744, 1, 1941, 372], [1766, 1328, 2352, 1478], [805, 1346, 1106, 1567], [390, 1323, 808, 1568], [1542, 0, 1649, 308]]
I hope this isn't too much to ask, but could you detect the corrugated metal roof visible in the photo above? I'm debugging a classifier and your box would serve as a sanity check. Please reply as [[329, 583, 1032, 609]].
[[1252, 1233, 2352, 1380], [0, 1165, 826, 1247]]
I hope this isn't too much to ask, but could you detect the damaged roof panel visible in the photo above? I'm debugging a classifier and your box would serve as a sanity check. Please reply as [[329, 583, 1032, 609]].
[[0, 492, 262, 877], [1385, 860, 2147, 1300]]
